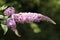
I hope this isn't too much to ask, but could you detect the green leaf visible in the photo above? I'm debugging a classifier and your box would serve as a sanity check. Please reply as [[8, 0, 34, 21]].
[[1, 24, 8, 35], [0, 5, 8, 11], [30, 23, 41, 33], [33, 28, 41, 33], [0, 15, 4, 19], [4, 16, 8, 19]]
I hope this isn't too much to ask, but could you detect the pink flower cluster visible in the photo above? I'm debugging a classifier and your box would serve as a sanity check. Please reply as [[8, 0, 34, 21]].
[[11, 12, 56, 24], [6, 18, 16, 31], [4, 7, 56, 37], [11, 12, 46, 23], [4, 7, 56, 25], [4, 7, 15, 16]]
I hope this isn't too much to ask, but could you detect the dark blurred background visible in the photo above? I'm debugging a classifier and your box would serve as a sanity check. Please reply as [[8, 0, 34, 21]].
[[0, 0, 60, 40]]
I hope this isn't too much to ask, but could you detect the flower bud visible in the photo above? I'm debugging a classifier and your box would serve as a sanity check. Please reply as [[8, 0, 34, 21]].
[[6, 18, 16, 30], [4, 7, 15, 16], [6, 18, 21, 37]]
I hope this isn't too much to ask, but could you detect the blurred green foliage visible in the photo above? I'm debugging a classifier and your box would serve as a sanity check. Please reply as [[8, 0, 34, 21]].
[[0, 0, 60, 40]]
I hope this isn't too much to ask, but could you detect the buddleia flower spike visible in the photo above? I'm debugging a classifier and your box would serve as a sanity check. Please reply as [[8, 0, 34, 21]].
[[4, 7, 15, 16], [4, 7, 56, 37], [11, 12, 56, 24], [6, 18, 21, 37]]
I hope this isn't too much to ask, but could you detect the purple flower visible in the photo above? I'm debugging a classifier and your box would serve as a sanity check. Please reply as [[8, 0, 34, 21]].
[[6, 18, 21, 37], [6, 18, 16, 31], [5, 12, 56, 37], [11, 13, 27, 24], [4, 7, 56, 24], [4, 7, 15, 16], [11, 12, 56, 24]]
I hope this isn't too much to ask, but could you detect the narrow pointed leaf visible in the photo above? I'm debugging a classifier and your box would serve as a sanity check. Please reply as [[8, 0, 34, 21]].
[[1, 24, 8, 35], [0, 5, 8, 11]]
